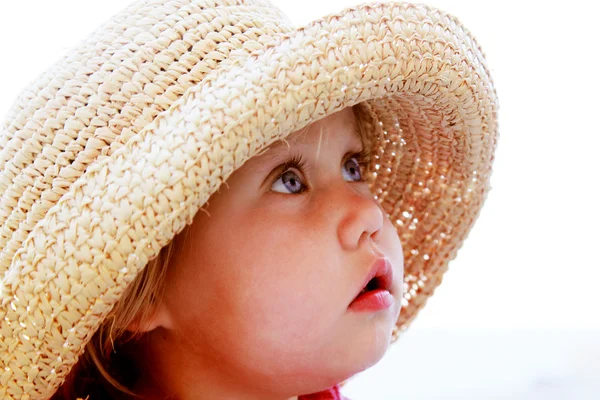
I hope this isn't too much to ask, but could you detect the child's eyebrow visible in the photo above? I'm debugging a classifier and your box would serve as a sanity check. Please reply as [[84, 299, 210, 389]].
[[253, 121, 363, 165], [259, 140, 293, 162]]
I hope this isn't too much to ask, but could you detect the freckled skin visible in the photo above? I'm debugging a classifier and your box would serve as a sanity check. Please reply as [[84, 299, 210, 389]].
[[130, 107, 405, 400]]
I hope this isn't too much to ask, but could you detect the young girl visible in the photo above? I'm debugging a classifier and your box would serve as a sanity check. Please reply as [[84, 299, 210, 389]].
[[0, 0, 499, 399]]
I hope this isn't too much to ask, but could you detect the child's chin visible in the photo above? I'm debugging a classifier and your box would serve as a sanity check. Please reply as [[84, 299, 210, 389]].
[[331, 340, 391, 381], [360, 343, 391, 373], [352, 324, 395, 371]]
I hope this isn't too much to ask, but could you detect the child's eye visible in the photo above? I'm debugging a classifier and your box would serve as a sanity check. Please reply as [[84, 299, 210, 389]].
[[341, 157, 364, 182], [271, 170, 307, 195], [270, 152, 369, 195]]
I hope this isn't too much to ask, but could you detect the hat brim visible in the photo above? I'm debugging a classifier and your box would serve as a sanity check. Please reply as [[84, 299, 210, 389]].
[[159, 0, 499, 336], [0, 1, 498, 397]]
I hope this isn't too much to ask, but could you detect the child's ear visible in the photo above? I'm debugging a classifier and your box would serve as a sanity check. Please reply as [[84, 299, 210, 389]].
[[125, 301, 174, 333]]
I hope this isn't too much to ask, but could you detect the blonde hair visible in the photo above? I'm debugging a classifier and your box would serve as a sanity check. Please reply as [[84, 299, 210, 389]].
[[51, 223, 191, 399], [52, 103, 374, 399]]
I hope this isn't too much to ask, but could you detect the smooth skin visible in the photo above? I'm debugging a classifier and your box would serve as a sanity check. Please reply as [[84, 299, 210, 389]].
[[129, 107, 405, 400]]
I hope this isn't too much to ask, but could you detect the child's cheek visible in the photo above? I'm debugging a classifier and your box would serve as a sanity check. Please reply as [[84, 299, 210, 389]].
[[236, 263, 333, 342]]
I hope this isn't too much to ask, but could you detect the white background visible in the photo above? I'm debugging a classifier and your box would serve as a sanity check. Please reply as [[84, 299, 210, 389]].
[[1, 0, 598, 398]]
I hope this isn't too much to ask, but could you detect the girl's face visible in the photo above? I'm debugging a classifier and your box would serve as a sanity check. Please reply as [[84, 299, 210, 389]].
[[138, 107, 404, 399]]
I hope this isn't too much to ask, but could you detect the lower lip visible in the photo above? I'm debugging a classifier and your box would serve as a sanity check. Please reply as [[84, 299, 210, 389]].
[[349, 289, 394, 312]]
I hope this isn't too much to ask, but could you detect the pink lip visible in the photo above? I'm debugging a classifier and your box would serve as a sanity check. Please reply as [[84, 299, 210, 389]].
[[348, 257, 394, 312], [348, 289, 394, 312]]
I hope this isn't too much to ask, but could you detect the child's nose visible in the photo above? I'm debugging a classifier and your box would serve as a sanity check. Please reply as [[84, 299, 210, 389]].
[[333, 183, 384, 251]]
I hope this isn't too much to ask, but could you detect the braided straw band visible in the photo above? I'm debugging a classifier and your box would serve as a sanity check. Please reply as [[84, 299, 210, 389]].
[[0, 0, 499, 398]]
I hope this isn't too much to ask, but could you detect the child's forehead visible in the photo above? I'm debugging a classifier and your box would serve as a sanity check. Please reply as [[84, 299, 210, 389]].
[[268, 110, 361, 152], [242, 108, 363, 170]]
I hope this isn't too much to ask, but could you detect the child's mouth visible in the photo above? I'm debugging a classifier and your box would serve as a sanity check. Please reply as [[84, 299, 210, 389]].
[[349, 258, 394, 312]]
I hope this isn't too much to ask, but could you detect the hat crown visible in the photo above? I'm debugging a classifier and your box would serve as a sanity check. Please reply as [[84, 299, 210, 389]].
[[0, 0, 293, 275]]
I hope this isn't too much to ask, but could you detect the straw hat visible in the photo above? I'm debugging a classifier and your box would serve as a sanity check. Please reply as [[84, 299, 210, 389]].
[[0, 0, 499, 397]]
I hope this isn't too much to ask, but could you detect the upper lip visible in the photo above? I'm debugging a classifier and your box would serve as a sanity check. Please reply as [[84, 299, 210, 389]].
[[352, 257, 394, 300]]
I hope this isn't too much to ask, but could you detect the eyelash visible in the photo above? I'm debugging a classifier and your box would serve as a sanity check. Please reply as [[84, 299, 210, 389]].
[[274, 148, 371, 185]]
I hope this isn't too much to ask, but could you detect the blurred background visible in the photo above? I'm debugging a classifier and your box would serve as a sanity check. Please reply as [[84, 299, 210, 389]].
[[1, 0, 598, 398]]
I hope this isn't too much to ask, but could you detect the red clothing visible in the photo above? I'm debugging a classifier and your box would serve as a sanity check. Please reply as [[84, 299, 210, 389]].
[[298, 384, 350, 400]]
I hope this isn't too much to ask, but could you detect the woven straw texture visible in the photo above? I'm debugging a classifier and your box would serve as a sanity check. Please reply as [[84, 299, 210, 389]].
[[0, 0, 499, 398]]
